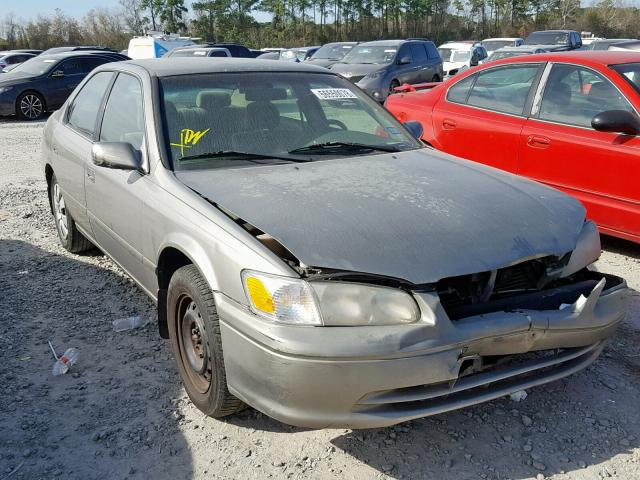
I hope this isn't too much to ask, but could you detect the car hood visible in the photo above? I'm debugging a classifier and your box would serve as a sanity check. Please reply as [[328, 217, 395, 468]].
[[307, 58, 339, 68], [524, 44, 569, 51], [443, 61, 468, 73], [176, 149, 585, 284], [0, 71, 36, 85], [330, 63, 385, 78]]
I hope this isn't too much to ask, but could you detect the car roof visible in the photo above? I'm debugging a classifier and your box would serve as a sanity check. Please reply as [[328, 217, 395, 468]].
[[357, 39, 406, 46], [440, 42, 474, 50], [112, 57, 334, 76], [481, 50, 640, 67], [38, 51, 122, 60], [529, 29, 575, 34], [483, 37, 521, 41]]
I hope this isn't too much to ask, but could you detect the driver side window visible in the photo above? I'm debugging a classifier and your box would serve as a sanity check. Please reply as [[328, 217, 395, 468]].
[[58, 59, 83, 75], [397, 45, 412, 64], [538, 64, 634, 128]]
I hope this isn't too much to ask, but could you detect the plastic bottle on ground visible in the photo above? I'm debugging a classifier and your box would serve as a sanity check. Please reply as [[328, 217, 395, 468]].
[[52, 347, 79, 376], [112, 315, 147, 332]]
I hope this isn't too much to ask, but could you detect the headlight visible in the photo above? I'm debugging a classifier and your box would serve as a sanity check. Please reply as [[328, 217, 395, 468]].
[[561, 220, 601, 277], [0, 86, 14, 94], [311, 282, 420, 326], [242, 270, 322, 325], [242, 271, 421, 326]]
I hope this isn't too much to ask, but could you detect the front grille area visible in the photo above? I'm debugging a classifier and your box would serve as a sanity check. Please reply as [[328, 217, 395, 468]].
[[436, 257, 576, 320]]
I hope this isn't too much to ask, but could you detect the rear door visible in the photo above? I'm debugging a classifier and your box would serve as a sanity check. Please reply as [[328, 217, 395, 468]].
[[519, 62, 640, 240], [431, 63, 543, 172], [85, 72, 149, 283]]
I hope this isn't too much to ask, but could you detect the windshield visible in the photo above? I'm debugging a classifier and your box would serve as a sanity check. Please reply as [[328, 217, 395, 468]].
[[9, 56, 58, 75], [160, 72, 421, 170], [612, 63, 640, 93], [526, 32, 568, 45], [341, 46, 397, 65], [311, 43, 354, 60], [483, 40, 514, 51]]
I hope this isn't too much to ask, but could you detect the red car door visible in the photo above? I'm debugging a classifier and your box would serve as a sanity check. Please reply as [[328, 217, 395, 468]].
[[432, 63, 544, 172], [519, 62, 640, 243]]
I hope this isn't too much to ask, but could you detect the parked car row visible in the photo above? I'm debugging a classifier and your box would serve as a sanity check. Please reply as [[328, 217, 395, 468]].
[[385, 51, 640, 243]]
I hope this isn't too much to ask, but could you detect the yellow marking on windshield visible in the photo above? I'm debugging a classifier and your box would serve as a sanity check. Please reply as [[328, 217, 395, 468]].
[[170, 128, 211, 157]]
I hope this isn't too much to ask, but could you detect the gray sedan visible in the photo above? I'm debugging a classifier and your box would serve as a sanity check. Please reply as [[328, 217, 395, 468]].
[[43, 58, 627, 429]]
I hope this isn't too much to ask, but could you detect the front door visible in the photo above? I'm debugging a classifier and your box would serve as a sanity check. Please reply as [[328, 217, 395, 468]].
[[85, 72, 150, 283], [47, 58, 86, 109], [519, 63, 640, 241]]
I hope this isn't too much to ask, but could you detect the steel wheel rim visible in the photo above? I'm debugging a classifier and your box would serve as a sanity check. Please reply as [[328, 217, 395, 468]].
[[20, 94, 42, 119], [176, 295, 211, 394], [53, 183, 68, 240]]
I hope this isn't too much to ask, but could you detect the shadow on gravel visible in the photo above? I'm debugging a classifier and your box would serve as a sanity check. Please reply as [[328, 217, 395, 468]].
[[0, 240, 194, 479], [0, 113, 50, 125], [602, 235, 640, 260]]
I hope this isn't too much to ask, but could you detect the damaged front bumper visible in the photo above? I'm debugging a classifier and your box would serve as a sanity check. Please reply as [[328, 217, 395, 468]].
[[216, 272, 627, 429]]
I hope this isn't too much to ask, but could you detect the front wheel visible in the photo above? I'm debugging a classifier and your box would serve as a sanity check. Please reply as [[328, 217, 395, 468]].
[[389, 80, 401, 95], [16, 91, 45, 120], [431, 75, 441, 82], [167, 265, 244, 417]]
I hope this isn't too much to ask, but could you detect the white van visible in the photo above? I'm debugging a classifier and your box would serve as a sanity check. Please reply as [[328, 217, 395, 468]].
[[128, 32, 198, 59]]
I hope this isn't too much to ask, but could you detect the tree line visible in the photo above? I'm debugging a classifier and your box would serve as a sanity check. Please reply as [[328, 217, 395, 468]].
[[0, 0, 638, 51]]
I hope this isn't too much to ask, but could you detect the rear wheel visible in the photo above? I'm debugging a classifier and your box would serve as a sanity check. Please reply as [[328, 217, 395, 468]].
[[16, 91, 45, 120], [50, 174, 93, 253], [168, 265, 244, 417]]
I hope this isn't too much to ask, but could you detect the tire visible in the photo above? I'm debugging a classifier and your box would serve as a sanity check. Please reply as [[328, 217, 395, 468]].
[[389, 80, 401, 95], [16, 91, 45, 120], [50, 174, 94, 253], [167, 264, 244, 417], [431, 75, 441, 82]]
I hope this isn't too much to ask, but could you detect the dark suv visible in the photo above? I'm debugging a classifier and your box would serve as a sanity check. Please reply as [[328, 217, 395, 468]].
[[524, 30, 582, 51], [330, 39, 443, 102], [0, 52, 122, 120]]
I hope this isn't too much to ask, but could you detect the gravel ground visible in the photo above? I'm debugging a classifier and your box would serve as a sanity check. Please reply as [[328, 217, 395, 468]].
[[1, 117, 639, 480]]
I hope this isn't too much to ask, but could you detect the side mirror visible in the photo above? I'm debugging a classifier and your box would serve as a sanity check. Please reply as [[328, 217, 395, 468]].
[[591, 110, 640, 136], [51, 70, 64, 78], [403, 120, 424, 139], [398, 56, 411, 65], [92, 142, 142, 170], [470, 54, 480, 66]]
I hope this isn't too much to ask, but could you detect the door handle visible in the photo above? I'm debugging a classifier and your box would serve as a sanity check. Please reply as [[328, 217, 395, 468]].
[[86, 167, 95, 183], [527, 135, 551, 148], [442, 119, 457, 130]]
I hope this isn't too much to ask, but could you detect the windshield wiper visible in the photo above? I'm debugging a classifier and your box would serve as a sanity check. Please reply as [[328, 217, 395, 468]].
[[288, 142, 402, 155], [179, 150, 310, 163]]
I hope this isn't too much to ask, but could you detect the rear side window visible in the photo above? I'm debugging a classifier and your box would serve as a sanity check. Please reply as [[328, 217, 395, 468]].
[[447, 75, 475, 103], [210, 51, 228, 57], [410, 44, 428, 62], [466, 65, 539, 115], [100, 73, 145, 150], [66, 71, 113, 136]]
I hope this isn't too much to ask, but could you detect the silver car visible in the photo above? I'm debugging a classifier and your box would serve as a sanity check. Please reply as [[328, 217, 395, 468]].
[[43, 58, 627, 429]]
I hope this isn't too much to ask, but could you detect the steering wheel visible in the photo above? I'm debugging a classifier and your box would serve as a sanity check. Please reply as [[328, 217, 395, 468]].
[[327, 119, 348, 130]]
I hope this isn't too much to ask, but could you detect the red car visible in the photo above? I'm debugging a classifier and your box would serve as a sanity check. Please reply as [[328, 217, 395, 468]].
[[386, 51, 640, 243]]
